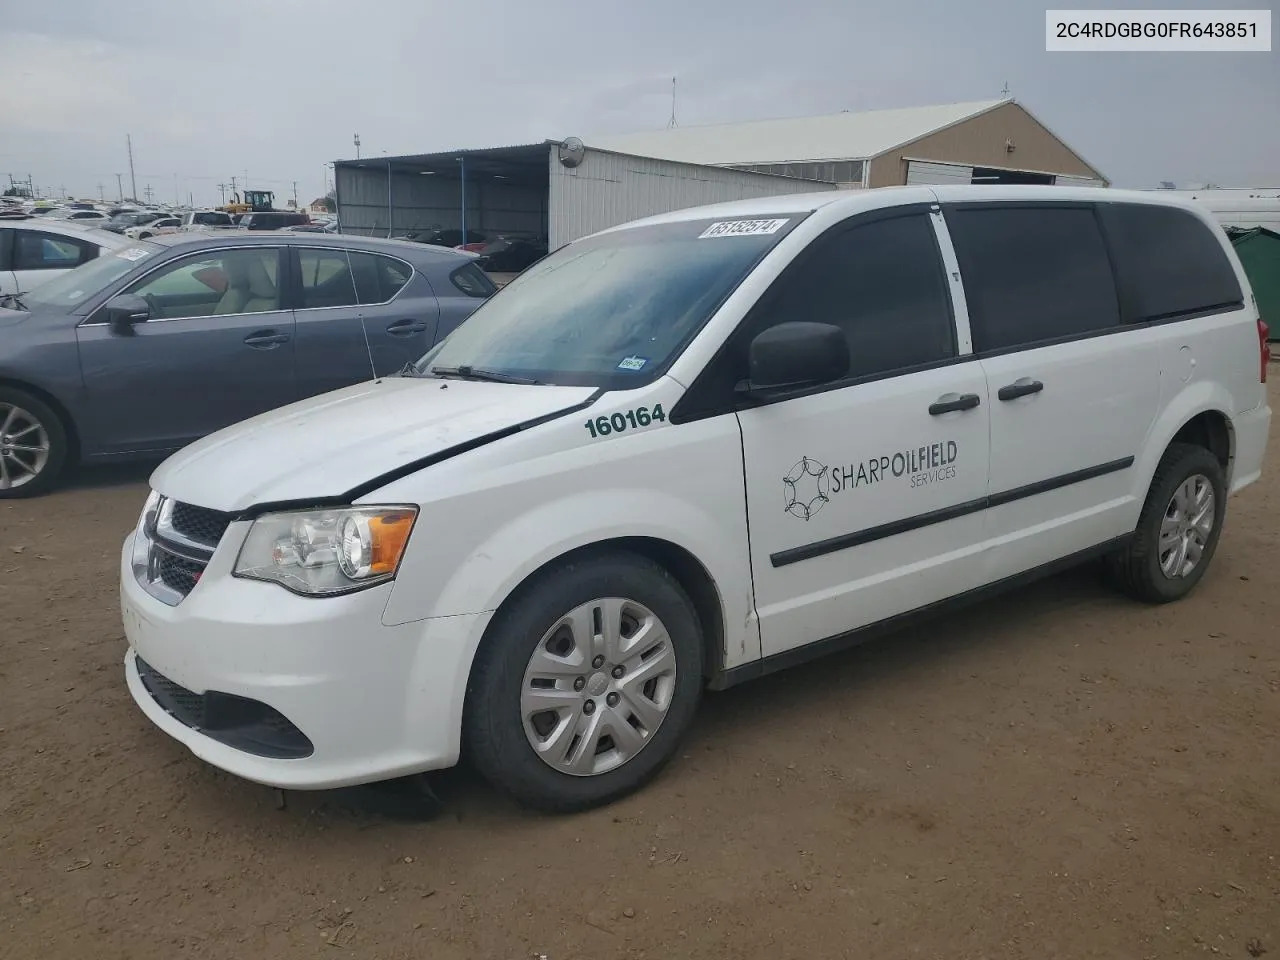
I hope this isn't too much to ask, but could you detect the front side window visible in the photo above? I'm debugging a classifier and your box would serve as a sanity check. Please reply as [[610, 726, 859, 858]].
[[124, 248, 281, 319], [414, 215, 804, 389], [1100, 203, 1243, 322], [946, 204, 1120, 353], [742, 211, 955, 380], [298, 249, 412, 309], [14, 231, 92, 270]]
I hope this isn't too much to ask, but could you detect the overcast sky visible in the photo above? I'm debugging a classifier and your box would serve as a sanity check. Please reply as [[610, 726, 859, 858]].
[[1, 0, 1275, 205]]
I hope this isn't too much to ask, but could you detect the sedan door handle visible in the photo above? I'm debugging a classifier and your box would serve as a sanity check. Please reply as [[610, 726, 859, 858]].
[[243, 330, 290, 348], [385, 319, 428, 337], [928, 392, 982, 415], [997, 378, 1044, 401]]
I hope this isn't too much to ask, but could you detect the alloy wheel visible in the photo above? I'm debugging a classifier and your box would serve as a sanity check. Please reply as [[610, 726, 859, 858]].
[[0, 403, 51, 491]]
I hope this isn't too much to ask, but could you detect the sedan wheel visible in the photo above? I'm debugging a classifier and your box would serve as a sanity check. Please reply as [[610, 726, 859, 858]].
[[0, 402, 52, 491]]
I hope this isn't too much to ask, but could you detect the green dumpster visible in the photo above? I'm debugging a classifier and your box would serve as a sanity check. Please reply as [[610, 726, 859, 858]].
[[1227, 226, 1280, 340]]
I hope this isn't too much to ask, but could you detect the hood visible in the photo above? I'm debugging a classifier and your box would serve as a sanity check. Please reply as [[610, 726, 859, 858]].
[[0, 306, 32, 330], [149, 376, 596, 512]]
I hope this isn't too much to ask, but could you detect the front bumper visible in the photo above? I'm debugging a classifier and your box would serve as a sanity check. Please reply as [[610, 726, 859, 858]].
[[120, 530, 491, 790]]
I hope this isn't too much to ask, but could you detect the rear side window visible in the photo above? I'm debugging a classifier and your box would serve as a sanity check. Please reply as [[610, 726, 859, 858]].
[[450, 262, 497, 298], [299, 249, 412, 307], [1100, 203, 1243, 322], [747, 211, 956, 380], [947, 205, 1120, 352]]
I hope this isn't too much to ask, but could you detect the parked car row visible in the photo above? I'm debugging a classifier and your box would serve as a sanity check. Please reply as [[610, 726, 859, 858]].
[[395, 227, 549, 273], [0, 231, 495, 496]]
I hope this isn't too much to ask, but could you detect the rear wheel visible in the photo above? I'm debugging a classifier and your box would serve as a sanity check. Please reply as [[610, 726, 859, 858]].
[[464, 551, 704, 812], [1107, 443, 1226, 603], [0, 387, 69, 499]]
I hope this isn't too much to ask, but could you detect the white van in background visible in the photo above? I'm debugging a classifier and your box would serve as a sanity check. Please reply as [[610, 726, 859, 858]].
[[1158, 189, 1280, 231]]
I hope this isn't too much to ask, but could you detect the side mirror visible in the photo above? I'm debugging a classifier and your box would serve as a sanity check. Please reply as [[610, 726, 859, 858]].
[[741, 321, 849, 397], [103, 294, 151, 330]]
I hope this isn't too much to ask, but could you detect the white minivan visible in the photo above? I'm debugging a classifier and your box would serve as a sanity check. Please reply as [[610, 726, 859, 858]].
[[120, 186, 1272, 812]]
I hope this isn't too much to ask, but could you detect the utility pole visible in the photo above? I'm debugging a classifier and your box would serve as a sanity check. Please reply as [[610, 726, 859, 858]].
[[143, 184, 154, 204], [97, 182, 105, 201], [292, 180, 298, 209], [354, 133, 361, 159], [126, 133, 138, 202], [217, 182, 227, 204], [59, 184, 67, 198], [115, 173, 123, 201], [174, 173, 180, 208]]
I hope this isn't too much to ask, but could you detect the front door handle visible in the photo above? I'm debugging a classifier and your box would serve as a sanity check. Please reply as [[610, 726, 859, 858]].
[[997, 378, 1044, 401], [386, 319, 428, 337], [243, 330, 290, 348], [928, 392, 981, 415]]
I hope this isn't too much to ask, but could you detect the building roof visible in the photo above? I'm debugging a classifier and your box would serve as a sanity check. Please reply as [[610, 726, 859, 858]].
[[586, 99, 1009, 166]]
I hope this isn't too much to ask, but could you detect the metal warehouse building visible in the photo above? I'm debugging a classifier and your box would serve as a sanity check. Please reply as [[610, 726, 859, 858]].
[[332, 97, 1105, 248], [593, 98, 1108, 190], [332, 142, 835, 249]]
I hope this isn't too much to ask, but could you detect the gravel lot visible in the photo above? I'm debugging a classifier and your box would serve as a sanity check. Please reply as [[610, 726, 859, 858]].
[[3, 382, 1278, 960]]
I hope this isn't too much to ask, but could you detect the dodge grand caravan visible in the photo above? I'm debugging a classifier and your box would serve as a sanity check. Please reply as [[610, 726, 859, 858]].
[[120, 186, 1271, 812]]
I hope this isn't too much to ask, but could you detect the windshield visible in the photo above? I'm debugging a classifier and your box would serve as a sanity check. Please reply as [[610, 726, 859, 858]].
[[21, 242, 160, 310], [415, 215, 803, 389]]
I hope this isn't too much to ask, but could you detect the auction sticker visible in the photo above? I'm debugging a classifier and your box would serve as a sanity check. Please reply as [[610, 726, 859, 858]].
[[698, 218, 790, 239], [116, 247, 151, 261]]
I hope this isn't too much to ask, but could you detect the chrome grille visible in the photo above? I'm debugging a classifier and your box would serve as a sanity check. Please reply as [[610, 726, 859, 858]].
[[132, 494, 232, 606]]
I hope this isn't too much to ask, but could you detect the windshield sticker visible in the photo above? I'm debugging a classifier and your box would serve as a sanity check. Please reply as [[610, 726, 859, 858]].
[[115, 247, 151, 261], [616, 355, 648, 372], [698, 218, 790, 239]]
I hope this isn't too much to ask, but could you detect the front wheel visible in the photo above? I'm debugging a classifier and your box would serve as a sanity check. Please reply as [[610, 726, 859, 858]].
[[463, 551, 705, 812], [1106, 442, 1227, 603], [0, 387, 70, 498]]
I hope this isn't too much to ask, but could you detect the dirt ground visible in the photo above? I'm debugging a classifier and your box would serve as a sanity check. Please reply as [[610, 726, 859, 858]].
[[3, 384, 1279, 960]]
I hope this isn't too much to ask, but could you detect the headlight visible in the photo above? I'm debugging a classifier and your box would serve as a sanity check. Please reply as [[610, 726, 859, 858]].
[[138, 489, 162, 531], [233, 505, 418, 596]]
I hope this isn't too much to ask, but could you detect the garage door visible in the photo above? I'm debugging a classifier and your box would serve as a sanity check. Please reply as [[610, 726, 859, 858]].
[[905, 160, 974, 186], [1055, 175, 1108, 188]]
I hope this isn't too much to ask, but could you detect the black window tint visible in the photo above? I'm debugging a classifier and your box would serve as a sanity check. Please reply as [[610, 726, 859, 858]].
[[450, 262, 496, 298], [299, 249, 359, 308], [947, 205, 1120, 352], [1101, 203, 1242, 321], [13, 231, 92, 270], [299, 249, 410, 307], [751, 212, 955, 379]]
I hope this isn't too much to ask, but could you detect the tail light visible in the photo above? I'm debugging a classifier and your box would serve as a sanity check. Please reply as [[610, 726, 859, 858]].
[[1260, 318, 1271, 384]]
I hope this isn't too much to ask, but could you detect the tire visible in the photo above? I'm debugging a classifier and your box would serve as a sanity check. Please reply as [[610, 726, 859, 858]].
[[0, 386, 70, 499], [1106, 442, 1226, 603], [463, 550, 705, 813]]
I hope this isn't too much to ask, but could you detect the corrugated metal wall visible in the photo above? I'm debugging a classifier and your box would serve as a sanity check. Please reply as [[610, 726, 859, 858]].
[[335, 164, 545, 237], [547, 148, 836, 249]]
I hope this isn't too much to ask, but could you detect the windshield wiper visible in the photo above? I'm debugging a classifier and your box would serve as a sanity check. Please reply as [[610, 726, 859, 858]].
[[428, 365, 542, 385]]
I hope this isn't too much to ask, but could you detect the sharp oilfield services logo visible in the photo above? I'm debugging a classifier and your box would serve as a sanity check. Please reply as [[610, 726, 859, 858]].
[[783, 456, 830, 521], [784, 442, 960, 520]]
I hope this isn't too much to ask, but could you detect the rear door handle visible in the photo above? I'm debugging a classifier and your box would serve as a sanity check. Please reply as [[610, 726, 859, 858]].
[[928, 392, 981, 415], [386, 319, 428, 337], [243, 330, 290, 348], [997, 378, 1044, 401]]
